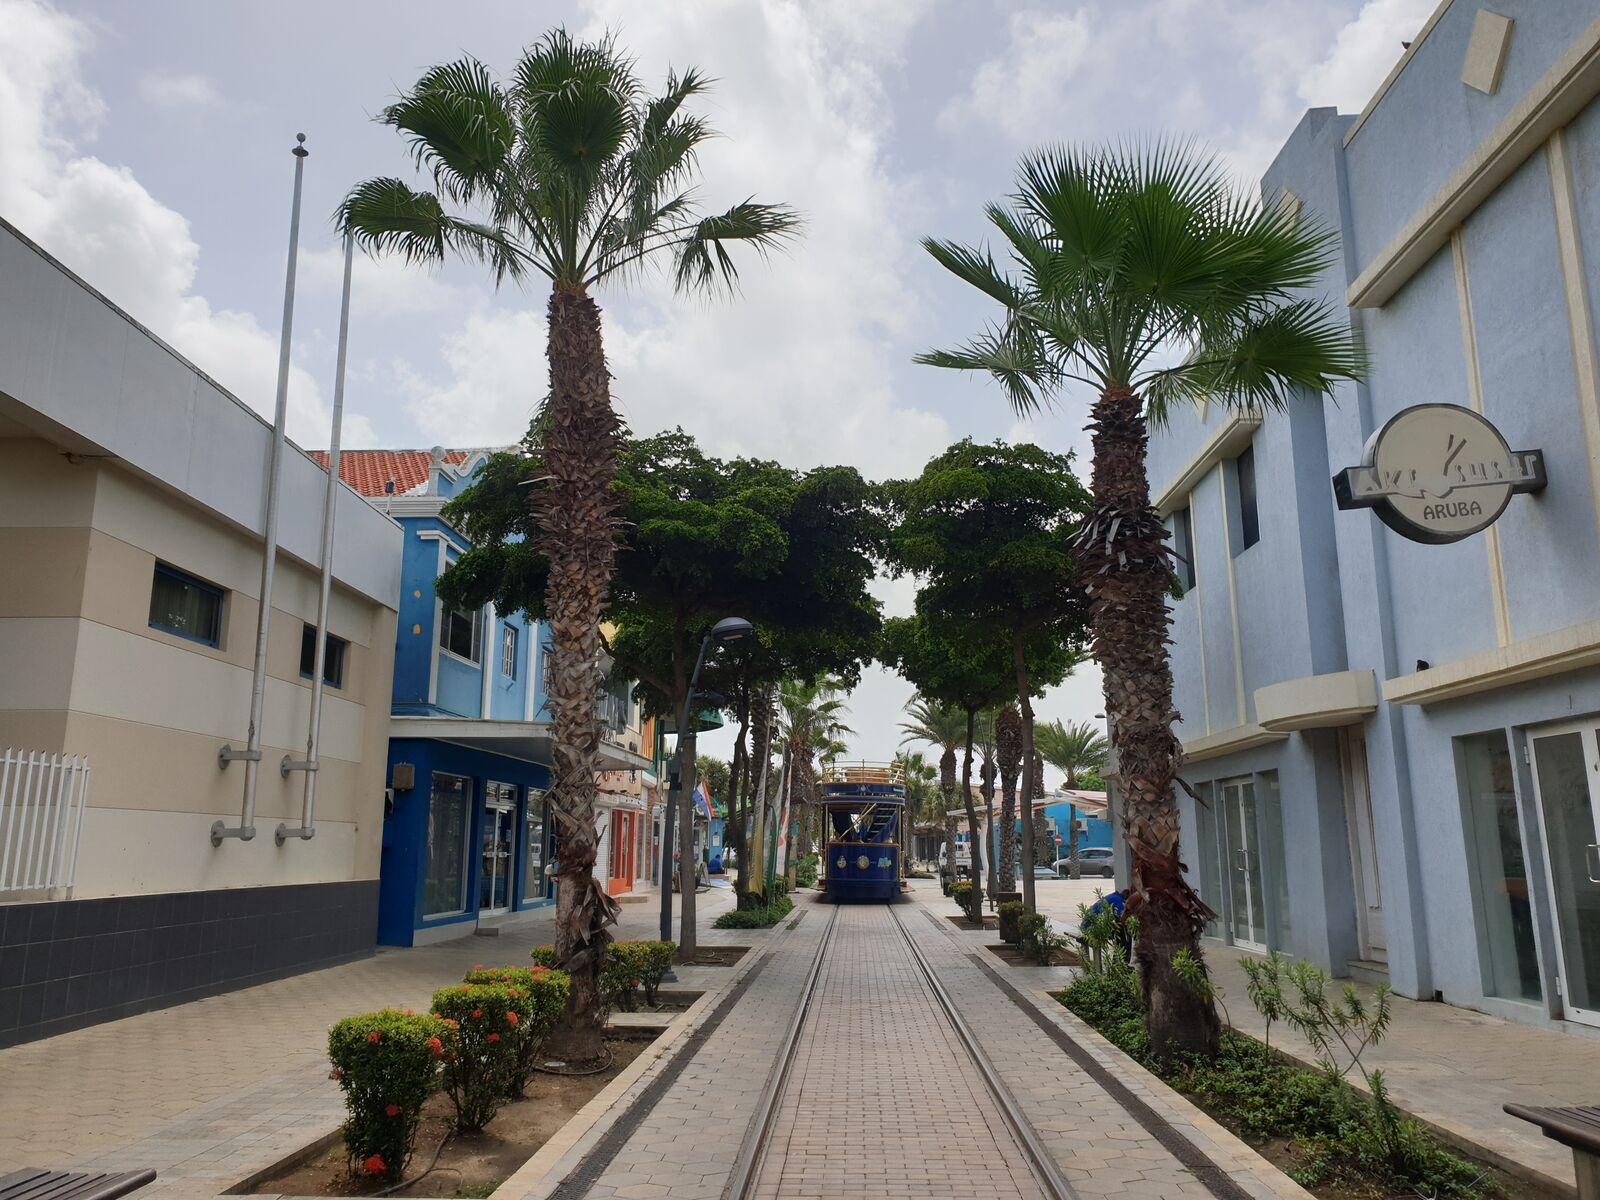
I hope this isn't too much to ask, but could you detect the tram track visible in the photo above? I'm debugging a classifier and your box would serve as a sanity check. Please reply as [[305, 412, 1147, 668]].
[[725, 901, 1076, 1200]]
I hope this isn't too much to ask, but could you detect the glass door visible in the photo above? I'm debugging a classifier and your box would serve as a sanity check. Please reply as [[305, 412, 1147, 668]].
[[480, 782, 516, 915], [524, 792, 547, 902], [1222, 778, 1267, 952], [1530, 723, 1600, 1025]]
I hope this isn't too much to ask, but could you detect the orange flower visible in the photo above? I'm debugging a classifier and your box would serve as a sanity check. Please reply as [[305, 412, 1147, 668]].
[[474, 964, 483, 971], [366, 1031, 382, 1045], [427, 1037, 443, 1058], [471, 1009, 483, 1020], [363, 1155, 386, 1176], [403, 1009, 414, 1017], [486, 1033, 500, 1044], [385, 1104, 402, 1118], [329, 1067, 343, 1082], [506, 1012, 519, 1027]]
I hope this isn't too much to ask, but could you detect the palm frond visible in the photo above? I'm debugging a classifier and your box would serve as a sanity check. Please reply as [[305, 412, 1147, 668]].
[[338, 178, 530, 282], [672, 200, 802, 296], [380, 57, 514, 207]]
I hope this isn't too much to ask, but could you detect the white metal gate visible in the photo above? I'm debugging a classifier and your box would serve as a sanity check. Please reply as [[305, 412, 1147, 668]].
[[0, 749, 91, 894]]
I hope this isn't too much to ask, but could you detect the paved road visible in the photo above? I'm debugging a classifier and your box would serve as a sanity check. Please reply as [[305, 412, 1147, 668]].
[[752, 904, 1045, 1199]]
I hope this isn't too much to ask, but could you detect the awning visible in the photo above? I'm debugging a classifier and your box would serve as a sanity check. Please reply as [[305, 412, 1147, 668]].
[[388, 716, 651, 773]]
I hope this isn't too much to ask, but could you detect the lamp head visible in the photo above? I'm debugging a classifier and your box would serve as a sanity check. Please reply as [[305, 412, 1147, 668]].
[[710, 616, 753, 644]]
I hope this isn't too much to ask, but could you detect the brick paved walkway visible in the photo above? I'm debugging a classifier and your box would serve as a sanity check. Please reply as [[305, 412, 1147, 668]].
[[0, 885, 741, 1195], [752, 905, 1044, 1200]]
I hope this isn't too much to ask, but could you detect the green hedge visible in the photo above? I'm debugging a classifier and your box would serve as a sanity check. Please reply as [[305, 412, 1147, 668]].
[[327, 1009, 452, 1182], [609, 941, 677, 1007], [462, 966, 569, 1094], [950, 880, 973, 910], [793, 854, 819, 888], [714, 895, 794, 928], [997, 900, 1025, 945]]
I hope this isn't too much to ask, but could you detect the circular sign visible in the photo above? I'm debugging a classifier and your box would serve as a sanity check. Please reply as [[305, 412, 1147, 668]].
[[1333, 404, 1546, 545]]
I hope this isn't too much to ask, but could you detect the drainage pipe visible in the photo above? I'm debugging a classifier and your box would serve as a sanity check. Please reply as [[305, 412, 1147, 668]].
[[278, 228, 353, 845], [214, 134, 308, 846]]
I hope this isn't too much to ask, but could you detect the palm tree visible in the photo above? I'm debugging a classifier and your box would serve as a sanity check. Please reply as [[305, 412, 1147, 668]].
[[775, 678, 852, 887], [1037, 719, 1109, 878], [892, 750, 939, 865], [919, 142, 1363, 1058], [342, 32, 798, 1062], [898, 696, 966, 882]]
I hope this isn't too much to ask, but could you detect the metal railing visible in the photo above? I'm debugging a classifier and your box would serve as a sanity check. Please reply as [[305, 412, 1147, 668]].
[[0, 749, 91, 894], [821, 761, 905, 786]]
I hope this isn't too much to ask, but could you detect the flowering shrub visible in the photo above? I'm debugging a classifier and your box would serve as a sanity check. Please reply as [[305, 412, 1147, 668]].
[[529, 946, 558, 968], [430, 983, 521, 1131], [601, 941, 677, 1010], [462, 966, 570, 1095], [327, 1009, 452, 1182]]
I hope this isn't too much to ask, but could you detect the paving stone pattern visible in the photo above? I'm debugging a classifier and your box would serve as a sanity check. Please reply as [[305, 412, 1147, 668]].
[[0, 886, 742, 1190], [751, 904, 1046, 1200], [906, 891, 1309, 1199], [547, 905, 831, 1200]]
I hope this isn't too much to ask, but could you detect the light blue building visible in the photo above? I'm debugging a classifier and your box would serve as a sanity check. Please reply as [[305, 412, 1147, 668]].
[[321, 449, 649, 946], [1126, 0, 1600, 1032]]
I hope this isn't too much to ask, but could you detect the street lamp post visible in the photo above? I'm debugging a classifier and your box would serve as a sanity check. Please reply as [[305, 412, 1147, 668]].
[[660, 617, 752, 954]]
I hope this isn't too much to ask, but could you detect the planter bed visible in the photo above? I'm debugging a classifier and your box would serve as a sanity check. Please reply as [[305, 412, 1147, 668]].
[[241, 1032, 661, 1198], [984, 941, 1078, 968], [944, 914, 998, 930], [1053, 977, 1528, 1199], [676, 945, 749, 966]]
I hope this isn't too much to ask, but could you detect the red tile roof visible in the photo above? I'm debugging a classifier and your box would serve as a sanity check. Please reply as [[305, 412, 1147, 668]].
[[307, 449, 472, 498]]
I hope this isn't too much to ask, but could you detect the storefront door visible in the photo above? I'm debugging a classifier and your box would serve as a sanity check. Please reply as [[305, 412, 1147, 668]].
[[608, 810, 636, 895], [480, 782, 516, 915], [1530, 721, 1600, 1026], [1222, 778, 1268, 953], [1339, 729, 1387, 962], [524, 792, 547, 903]]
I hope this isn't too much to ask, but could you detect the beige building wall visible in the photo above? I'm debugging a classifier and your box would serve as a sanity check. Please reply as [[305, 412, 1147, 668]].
[[0, 438, 397, 898]]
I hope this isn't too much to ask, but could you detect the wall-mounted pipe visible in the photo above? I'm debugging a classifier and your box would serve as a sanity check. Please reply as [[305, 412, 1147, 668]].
[[278, 229, 354, 845], [215, 133, 308, 846]]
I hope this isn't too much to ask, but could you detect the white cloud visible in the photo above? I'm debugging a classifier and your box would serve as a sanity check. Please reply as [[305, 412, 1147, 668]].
[[137, 71, 221, 109], [0, 0, 365, 447], [400, 308, 546, 447], [1298, 0, 1436, 113], [938, 1, 1432, 186]]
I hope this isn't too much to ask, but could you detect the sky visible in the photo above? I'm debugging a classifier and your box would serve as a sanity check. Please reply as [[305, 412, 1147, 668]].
[[0, 0, 1436, 767]]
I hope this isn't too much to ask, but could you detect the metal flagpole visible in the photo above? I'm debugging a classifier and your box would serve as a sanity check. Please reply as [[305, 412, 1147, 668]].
[[215, 133, 309, 845], [279, 228, 354, 844]]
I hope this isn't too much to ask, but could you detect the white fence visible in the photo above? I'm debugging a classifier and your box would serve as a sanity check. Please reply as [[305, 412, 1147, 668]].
[[0, 749, 91, 894]]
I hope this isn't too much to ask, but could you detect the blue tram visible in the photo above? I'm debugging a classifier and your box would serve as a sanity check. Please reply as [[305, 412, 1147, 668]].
[[821, 763, 904, 902]]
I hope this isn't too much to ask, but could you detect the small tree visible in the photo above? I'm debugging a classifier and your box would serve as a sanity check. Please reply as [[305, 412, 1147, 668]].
[[1036, 717, 1108, 878]]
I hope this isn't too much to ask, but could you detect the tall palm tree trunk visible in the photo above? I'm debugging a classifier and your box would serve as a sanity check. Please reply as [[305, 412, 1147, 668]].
[[979, 754, 997, 901], [959, 708, 985, 923], [540, 284, 622, 1062], [1086, 385, 1219, 1059], [939, 746, 957, 886], [1066, 766, 1081, 880]]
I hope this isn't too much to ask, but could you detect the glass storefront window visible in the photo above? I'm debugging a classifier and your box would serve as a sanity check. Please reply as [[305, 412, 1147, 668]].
[[524, 791, 547, 902], [1192, 782, 1224, 938], [1458, 731, 1542, 1002], [424, 773, 471, 917], [1258, 772, 1293, 955]]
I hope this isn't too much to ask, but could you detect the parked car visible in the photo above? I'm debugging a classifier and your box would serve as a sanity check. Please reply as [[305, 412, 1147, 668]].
[[1052, 848, 1116, 878]]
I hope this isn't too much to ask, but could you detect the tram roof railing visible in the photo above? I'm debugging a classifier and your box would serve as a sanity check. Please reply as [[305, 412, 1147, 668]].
[[821, 761, 905, 786]]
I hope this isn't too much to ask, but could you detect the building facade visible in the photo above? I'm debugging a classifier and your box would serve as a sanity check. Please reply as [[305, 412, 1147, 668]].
[[321, 450, 650, 946], [1132, 0, 1600, 1031], [0, 218, 402, 1046]]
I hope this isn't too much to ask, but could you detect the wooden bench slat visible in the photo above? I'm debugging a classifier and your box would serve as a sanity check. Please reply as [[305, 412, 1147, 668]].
[[1505, 1103, 1600, 1153], [0, 1170, 155, 1200]]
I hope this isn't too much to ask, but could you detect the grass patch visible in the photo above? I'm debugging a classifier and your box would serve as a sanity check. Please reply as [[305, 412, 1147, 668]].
[[1056, 971, 1501, 1198]]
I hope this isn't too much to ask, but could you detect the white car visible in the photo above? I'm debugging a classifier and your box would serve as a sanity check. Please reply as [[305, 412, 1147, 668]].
[[1052, 848, 1116, 878]]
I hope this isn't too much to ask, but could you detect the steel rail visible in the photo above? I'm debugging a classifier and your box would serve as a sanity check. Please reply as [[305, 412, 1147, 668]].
[[722, 903, 840, 1200], [888, 903, 1079, 1200]]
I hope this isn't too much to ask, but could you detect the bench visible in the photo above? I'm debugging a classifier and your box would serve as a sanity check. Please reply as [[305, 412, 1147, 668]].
[[0, 1170, 156, 1200], [1505, 1103, 1600, 1198]]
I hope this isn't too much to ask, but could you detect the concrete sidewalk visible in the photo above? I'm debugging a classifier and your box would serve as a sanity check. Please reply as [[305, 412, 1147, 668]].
[[1022, 877, 1600, 1194], [0, 882, 740, 1193]]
